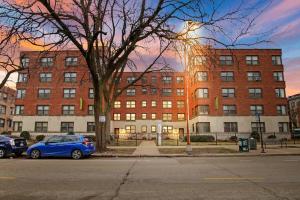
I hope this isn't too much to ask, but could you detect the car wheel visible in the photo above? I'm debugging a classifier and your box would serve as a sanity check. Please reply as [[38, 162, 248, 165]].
[[0, 148, 6, 158], [71, 149, 82, 159], [30, 149, 40, 159]]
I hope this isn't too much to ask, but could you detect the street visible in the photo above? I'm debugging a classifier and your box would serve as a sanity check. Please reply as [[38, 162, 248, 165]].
[[1, 156, 300, 200]]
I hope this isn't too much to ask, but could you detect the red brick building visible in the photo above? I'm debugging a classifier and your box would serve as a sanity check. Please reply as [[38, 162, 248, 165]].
[[0, 86, 15, 133], [13, 49, 290, 139]]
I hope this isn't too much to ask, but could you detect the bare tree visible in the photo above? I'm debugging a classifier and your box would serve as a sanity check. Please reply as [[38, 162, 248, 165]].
[[0, 0, 269, 152]]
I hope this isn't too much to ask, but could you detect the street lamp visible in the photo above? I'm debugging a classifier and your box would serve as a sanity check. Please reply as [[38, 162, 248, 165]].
[[255, 112, 265, 153]]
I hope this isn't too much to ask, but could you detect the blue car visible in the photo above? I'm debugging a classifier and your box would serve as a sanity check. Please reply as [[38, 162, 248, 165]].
[[27, 135, 95, 159], [0, 135, 28, 158]]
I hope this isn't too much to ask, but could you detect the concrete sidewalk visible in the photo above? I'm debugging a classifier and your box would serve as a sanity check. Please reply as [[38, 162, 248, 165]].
[[132, 141, 160, 156]]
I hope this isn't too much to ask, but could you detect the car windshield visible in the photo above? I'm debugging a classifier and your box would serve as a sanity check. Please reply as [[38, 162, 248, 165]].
[[46, 136, 63, 143]]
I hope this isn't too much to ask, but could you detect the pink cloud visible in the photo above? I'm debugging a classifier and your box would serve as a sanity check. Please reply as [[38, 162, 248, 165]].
[[284, 57, 300, 96]]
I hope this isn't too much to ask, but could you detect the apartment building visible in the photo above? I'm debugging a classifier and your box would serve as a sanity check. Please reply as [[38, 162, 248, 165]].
[[288, 93, 300, 129], [13, 49, 290, 138], [0, 86, 15, 133]]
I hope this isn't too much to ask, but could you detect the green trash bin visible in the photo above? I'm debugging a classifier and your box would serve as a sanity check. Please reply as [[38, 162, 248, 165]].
[[239, 138, 249, 152], [249, 137, 257, 150]]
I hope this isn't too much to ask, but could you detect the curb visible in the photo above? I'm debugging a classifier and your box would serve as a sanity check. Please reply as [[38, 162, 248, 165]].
[[92, 153, 300, 158]]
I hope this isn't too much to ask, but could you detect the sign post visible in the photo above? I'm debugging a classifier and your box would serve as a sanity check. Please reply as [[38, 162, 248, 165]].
[[157, 122, 162, 146]]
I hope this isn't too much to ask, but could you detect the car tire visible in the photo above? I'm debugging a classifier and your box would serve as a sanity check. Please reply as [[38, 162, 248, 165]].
[[30, 149, 41, 159], [0, 148, 6, 158], [71, 149, 82, 160]]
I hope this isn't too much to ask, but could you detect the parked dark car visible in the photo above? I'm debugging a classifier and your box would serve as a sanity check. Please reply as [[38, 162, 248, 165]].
[[0, 135, 28, 158], [27, 135, 95, 159]]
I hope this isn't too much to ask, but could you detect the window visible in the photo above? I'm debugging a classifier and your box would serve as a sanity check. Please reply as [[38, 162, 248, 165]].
[[126, 101, 136, 108], [195, 71, 208, 81], [151, 113, 156, 120], [65, 57, 78, 66], [61, 122, 74, 132], [195, 105, 209, 115], [40, 73, 52, 82], [127, 77, 135, 83], [6, 119, 12, 128], [250, 105, 264, 115], [125, 125, 136, 134], [162, 126, 173, 133], [177, 101, 184, 108], [35, 122, 48, 132], [277, 105, 287, 115], [13, 121, 22, 132], [64, 72, 77, 82], [87, 122, 95, 132], [247, 72, 261, 81], [220, 55, 233, 65], [195, 88, 208, 98], [224, 122, 238, 132], [37, 105, 49, 116], [141, 113, 147, 120], [162, 76, 172, 84], [88, 88, 94, 98], [273, 72, 284, 81], [196, 122, 210, 133], [62, 105, 75, 115], [223, 105, 237, 115], [221, 88, 235, 98], [16, 89, 26, 99], [275, 88, 285, 98], [177, 113, 185, 121], [246, 56, 259, 65], [38, 89, 51, 99], [162, 88, 172, 96], [176, 76, 184, 84], [141, 125, 147, 133], [126, 113, 136, 121], [220, 72, 234, 82], [141, 77, 147, 84], [194, 55, 207, 65], [272, 55, 282, 65], [0, 118, 4, 128], [18, 73, 28, 83], [176, 88, 184, 96], [113, 113, 121, 121], [40, 57, 53, 67], [126, 88, 136, 96], [251, 122, 265, 133], [151, 76, 157, 84], [141, 88, 147, 94], [141, 101, 147, 107], [151, 125, 156, 133], [21, 57, 29, 68], [15, 105, 24, 115], [163, 101, 172, 108], [88, 105, 94, 115], [151, 88, 157, 95], [249, 88, 262, 98], [151, 101, 157, 107], [114, 101, 121, 108], [278, 122, 288, 132], [0, 105, 6, 114], [162, 113, 172, 121], [63, 88, 76, 98]]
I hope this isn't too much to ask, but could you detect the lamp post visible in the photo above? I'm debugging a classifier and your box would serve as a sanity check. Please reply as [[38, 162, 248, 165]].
[[256, 113, 265, 153]]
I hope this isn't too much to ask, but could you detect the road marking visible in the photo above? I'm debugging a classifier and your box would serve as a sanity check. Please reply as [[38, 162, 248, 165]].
[[204, 177, 264, 180], [0, 177, 15, 180]]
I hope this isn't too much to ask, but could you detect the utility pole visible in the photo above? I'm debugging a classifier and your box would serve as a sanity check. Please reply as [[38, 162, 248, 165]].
[[256, 113, 265, 153]]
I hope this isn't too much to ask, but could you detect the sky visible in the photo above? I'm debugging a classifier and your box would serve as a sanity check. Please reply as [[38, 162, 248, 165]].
[[0, 0, 299, 96]]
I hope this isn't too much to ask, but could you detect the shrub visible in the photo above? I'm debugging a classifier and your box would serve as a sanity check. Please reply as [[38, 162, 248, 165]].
[[36, 135, 45, 142], [20, 131, 30, 140], [0, 131, 8, 135], [229, 135, 238, 142], [184, 135, 215, 142], [250, 132, 260, 141], [267, 134, 276, 139], [67, 131, 75, 135]]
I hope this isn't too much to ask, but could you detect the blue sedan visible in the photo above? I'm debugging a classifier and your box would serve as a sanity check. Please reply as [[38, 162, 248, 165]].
[[27, 135, 96, 159]]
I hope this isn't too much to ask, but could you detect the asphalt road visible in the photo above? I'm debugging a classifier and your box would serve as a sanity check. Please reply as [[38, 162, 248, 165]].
[[1, 156, 300, 200]]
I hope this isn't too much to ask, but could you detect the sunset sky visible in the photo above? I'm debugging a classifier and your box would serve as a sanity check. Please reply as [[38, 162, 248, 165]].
[[1, 0, 299, 96]]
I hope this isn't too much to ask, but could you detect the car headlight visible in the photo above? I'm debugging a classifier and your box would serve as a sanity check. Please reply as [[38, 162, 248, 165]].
[[9, 139, 15, 146]]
